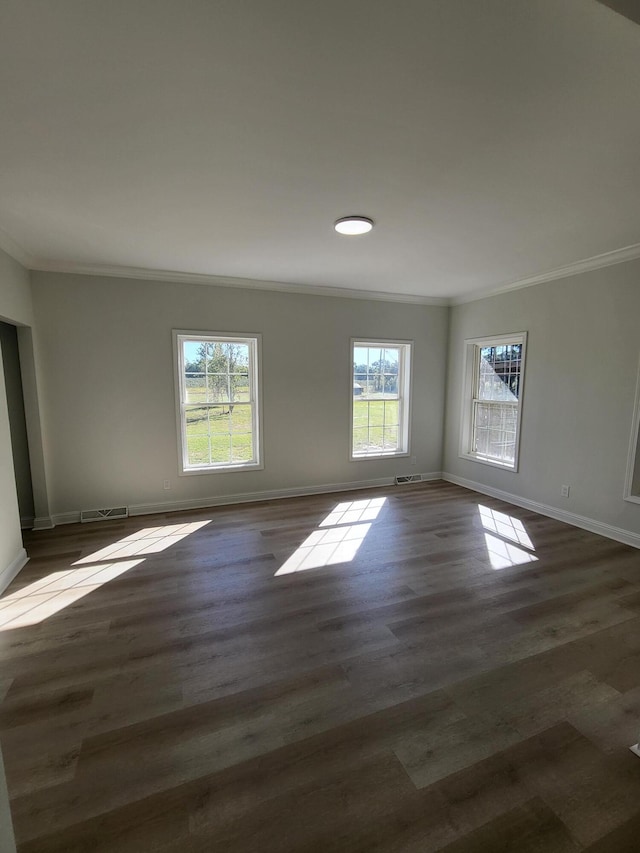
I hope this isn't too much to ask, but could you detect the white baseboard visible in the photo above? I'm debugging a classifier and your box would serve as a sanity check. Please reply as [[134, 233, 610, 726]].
[[50, 472, 443, 525], [20, 516, 34, 530], [442, 472, 640, 550], [32, 516, 55, 530], [0, 548, 28, 595]]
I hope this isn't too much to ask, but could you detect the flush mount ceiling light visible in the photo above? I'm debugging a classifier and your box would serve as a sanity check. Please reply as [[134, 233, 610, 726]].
[[334, 216, 374, 236]]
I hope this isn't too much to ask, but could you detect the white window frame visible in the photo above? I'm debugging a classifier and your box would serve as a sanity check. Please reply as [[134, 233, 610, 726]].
[[350, 338, 413, 461], [173, 330, 263, 475], [459, 332, 527, 472]]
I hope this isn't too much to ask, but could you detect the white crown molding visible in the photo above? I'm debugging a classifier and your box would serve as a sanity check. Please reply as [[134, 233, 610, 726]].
[[442, 472, 640, 550], [451, 243, 640, 306], [16, 242, 640, 308], [0, 227, 36, 269], [50, 472, 443, 525], [30, 260, 449, 307]]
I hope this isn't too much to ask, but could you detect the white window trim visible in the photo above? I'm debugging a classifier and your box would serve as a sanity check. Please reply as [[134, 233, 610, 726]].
[[349, 338, 413, 461], [458, 331, 527, 472], [173, 330, 264, 475]]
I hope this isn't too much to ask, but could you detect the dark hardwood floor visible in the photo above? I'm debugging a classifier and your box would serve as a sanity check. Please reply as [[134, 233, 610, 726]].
[[2, 480, 640, 851]]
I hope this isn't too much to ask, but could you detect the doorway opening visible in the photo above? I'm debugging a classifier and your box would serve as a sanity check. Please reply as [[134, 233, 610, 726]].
[[0, 320, 35, 528]]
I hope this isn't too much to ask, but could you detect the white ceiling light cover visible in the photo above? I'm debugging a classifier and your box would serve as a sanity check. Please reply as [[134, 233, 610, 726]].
[[334, 216, 374, 236]]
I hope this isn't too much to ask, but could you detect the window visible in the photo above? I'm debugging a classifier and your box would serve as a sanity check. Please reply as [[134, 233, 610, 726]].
[[351, 339, 412, 459], [174, 331, 262, 473], [460, 332, 527, 470]]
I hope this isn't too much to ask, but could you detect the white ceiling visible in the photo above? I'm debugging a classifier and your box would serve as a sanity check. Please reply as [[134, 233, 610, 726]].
[[0, 0, 639, 302]]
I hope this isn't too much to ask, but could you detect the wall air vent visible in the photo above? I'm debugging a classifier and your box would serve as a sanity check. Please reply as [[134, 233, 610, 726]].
[[80, 507, 129, 523], [395, 474, 423, 485]]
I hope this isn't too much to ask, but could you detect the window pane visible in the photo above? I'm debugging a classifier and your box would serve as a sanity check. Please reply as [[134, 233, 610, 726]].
[[477, 344, 521, 402], [488, 429, 503, 457], [187, 435, 210, 466], [230, 405, 253, 433], [206, 342, 245, 374], [475, 402, 490, 431], [383, 399, 399, 427], [352, 427, 368, 453], [207, 375, 230, 403], [203, 342, 216, 367], [230, 374, 250, 402], [383, 348, 399, 368], [353, 399, 369, 427], [354, 373, 367, 399], [185, 406, 209, 435], [229, 344, 250, 370], [183, 340, 204, 370], [184, 374, 206, 404], [383, 426, 399, 450], [367, 426, 384, 452], [210, 434, 232, 463], [208, 406, 231, 435], [353, 348, 369, 372], [383, 374, 398, 396], [473, 401, 516, 464], [368, 399, 385, 428], [231, 433, 253, 462], [474, 426, 489, 456]]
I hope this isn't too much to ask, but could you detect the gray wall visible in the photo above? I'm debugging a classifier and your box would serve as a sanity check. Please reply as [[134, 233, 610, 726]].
[[9, 259, 640, 538], [443, 258, 640, 538], [31, 272, 449, 516], [0, 321, 34, 525], [0, 248, 31, 853], [0, 250, 33, 328]]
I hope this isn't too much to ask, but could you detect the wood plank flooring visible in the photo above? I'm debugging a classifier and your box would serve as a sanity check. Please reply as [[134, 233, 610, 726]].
[[1, 480, 640, 851]]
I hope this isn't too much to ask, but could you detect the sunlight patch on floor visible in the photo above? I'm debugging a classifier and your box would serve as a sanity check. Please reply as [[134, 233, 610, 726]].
[[478, 505, 534, 549], [478, 504, 537, 569], [275, 523, 372, 575], [319, 497, 386, 527], [0, 560, 144, 630], [0, 520, 212, 631], [275, 497, 387, 576], [73, 521, 210, 564], [482, 532, 538, 570]]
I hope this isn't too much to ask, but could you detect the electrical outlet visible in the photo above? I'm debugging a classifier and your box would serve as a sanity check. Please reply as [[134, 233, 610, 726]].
[[560, 484, 570, 498], [163, 479, 171, 490], [410, 456, 417, 465]]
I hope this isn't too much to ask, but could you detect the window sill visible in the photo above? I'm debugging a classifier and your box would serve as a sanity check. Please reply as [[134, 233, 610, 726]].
[[458, 452, 517, 472], [180, 462, 264, 476], [350, 451, 409, 462], [624, 493, 640, 505]]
